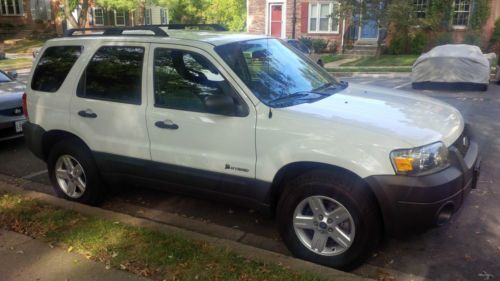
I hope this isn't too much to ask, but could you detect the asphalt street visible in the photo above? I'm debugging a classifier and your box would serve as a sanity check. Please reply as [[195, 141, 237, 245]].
[[1, 72, 499, 281]]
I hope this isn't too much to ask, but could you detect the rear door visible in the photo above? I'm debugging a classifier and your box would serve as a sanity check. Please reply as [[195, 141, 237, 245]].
[[70, 42, 151, 163]]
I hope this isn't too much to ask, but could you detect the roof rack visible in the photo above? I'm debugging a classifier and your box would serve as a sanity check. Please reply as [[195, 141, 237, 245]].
[[64, 24, 228, 37]]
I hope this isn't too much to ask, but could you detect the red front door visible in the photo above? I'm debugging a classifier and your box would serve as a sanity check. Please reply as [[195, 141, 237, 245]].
[[270, 4, 282, 38]]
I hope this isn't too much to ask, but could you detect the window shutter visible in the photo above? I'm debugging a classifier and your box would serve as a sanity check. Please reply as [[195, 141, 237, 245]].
[[301, 2, 309, 33]]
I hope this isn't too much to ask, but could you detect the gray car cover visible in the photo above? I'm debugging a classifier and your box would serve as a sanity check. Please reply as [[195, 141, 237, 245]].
[[412, 44, 490, 91]]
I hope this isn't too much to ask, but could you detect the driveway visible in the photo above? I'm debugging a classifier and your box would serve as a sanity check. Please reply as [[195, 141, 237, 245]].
[[3, 72, 499, 281]]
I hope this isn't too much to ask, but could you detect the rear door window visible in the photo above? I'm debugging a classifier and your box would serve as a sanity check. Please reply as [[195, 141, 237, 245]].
[[77, 46, 144, 105], [31, 46, 82, 92]]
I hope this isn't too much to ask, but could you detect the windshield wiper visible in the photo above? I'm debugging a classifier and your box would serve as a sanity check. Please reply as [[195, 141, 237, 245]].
[[269, 92, 313, 104]]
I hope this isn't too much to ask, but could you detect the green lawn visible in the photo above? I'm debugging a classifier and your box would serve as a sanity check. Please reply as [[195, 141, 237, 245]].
[[0, 57, 33, 70], [4, 39, 44, 53], [320, 54, 347, 64], [0, 192, 332, 281], [340, 55, 419, 67]]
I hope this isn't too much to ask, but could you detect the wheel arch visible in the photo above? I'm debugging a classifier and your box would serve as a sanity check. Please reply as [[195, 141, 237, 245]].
[[41, 130, 91, 161], [268, 162, 383, 223]]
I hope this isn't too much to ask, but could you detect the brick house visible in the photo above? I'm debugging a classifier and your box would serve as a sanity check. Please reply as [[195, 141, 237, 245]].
[[247, 0, 500, 53], [0, 0, 169, 35]]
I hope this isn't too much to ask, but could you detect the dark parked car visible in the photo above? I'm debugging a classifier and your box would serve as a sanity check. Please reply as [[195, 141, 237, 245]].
[[286, 39, 311, 55], [0, 70, 26, 141]]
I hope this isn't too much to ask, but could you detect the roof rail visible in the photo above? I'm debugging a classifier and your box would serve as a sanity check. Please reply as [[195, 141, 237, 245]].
[[64, 26, 168, 37], [165, 24, 228, 31], [64, 24, 228, 37]]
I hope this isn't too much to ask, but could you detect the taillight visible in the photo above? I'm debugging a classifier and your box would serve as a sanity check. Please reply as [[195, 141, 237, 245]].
[[22, 93, 29, 120]]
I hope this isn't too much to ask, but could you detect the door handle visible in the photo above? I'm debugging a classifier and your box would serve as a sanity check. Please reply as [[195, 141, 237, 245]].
[[78, 109, 97, 118], [155, 120, 179, 130]]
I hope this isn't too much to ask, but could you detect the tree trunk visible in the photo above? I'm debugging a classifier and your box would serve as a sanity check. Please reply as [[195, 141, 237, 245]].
[[78, 0, 89, 28], [63, 0, 79, 28]]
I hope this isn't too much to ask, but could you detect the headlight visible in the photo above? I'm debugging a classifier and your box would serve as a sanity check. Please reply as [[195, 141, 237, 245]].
[[390, 142, 450, 175]]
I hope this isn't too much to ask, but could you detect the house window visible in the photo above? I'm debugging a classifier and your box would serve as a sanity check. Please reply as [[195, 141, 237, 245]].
[[93, 8, 104, 26], [160, 8, 168, 24], [414, 0, 427, 18], [1, 0, 23, 16], [309, 2, 339, 33], [452, 0, 471, 26], [144, 8, 152, 25], [114, 10, 126, 26]]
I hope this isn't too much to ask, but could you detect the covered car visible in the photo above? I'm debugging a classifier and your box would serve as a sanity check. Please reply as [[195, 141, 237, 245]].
[[412, 44, 490, 91]]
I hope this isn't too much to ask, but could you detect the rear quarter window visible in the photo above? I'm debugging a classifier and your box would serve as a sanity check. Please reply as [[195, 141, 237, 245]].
[[31, 46, 82, 93]]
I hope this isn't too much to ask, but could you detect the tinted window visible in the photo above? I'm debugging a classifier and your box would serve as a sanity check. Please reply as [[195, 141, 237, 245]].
[[78, 46, 144, 104], [154, 48, 237, 113], [31, 46, 82, 92]]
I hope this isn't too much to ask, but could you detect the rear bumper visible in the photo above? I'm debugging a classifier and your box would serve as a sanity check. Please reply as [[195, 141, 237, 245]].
[[22, 121, 46, 160], [366, 139, 480, 236], [0, 116, 26, 141]]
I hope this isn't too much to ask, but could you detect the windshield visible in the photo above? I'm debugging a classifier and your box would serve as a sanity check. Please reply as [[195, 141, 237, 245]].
[[215, 38, 344, 108], [0, 71, 13, 83]]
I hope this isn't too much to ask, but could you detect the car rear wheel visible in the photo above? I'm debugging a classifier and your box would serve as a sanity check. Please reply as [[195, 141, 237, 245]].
[[48, 139, 105, 205], [277, 170, 381, 270]]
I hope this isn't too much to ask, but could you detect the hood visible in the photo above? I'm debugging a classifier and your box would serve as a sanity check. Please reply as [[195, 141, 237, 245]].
[[285, 83, 463, 147], [0, 80, 26, 111]]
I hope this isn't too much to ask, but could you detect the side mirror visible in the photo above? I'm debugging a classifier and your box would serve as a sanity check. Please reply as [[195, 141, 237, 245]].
[[204, 95, 236, 116], [7, 70, 17, 79]]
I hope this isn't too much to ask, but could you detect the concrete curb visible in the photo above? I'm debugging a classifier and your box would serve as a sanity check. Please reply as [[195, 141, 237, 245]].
[[0, 181, 372, 281]]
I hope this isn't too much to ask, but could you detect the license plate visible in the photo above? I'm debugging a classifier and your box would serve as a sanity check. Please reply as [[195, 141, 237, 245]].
[[15, 120, 26, 133]]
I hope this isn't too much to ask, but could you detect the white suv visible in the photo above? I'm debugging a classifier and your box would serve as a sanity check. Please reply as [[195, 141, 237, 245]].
[[23, 25, 480, 270]]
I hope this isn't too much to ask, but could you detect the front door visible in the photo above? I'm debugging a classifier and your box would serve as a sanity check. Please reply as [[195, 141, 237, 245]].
[[146, 44, 257, 187], [359, 3, 379, 40], [270, 4, 283, 38], [360, 19, 378, 40]]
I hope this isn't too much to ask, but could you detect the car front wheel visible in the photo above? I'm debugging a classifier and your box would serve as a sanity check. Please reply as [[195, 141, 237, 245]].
[[277, 171, 381, 270]]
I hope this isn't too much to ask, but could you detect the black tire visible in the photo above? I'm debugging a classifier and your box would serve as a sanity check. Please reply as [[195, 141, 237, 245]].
[[277, 170, 382, 270], [47, 138, 106, 205]]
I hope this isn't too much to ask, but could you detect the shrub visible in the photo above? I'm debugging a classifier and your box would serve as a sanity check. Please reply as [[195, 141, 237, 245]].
[[492, 18, 500, 43], [411, 32, 428, 54], [298, 37, 313, 49], [311, 38, 328, 53], [387, 33, 411, 55], [435, 32, 454, 46], [463, 31, 482, 47]]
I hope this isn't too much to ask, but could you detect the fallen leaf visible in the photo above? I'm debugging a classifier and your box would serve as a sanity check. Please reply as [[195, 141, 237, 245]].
[[105, 265, 111, 270], [67, 246, 74, 253], [478, 271, 494, 280], [120, 264, 127, 270], [111, 251, 118, 258], [464, 254, 473, 262], [48, 243, 54, 249], [16, 250, 24, 254]]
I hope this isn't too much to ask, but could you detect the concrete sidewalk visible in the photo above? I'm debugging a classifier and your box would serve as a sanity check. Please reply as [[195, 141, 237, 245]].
[[0, 230, 151, 281]]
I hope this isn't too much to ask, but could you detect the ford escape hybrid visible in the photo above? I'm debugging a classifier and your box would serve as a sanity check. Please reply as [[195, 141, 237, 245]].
[[23, 25, 481, 270]]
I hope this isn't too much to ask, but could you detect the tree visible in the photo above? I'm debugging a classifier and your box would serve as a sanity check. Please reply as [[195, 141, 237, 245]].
[[63, 0, 89, 28], [336, 0, 392, 58], [154, 0, 246, 31], [204, 0, 246, 31]]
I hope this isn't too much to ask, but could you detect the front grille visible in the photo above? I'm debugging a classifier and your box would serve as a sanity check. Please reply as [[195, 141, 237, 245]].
[[0, 107, 23, 117]]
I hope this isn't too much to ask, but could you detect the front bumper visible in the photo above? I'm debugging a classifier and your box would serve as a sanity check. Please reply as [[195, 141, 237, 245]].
[[366, 137, 480, 236]]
